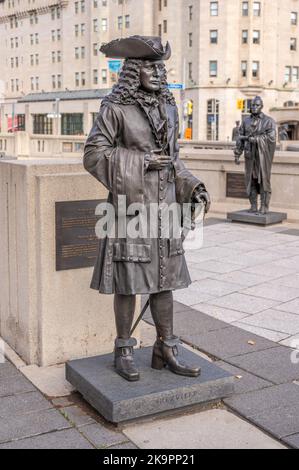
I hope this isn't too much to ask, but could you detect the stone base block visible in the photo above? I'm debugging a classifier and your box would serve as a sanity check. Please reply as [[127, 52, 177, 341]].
[[227, 210, 287, 226], [66, 347, 234, 424]]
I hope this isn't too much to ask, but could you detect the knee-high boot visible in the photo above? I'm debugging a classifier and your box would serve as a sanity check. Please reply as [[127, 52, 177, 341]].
[[249, 186, 258, 213], [260, 189, 271, 215], [150, 291, 201, 377], [113, 294, 139, 382]]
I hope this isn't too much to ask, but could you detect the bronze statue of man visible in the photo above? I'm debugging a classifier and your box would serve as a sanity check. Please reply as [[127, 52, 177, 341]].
[[83, 36, 210, 382], [234, 97, 276, 214]]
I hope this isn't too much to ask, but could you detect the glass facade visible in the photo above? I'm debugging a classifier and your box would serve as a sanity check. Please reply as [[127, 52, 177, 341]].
[[61, 113, 84, 135]]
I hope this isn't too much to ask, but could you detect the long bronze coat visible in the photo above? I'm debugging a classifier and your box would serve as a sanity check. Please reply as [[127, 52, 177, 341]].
[[83, 100, 203, 295], [236, 113, 276, 195]]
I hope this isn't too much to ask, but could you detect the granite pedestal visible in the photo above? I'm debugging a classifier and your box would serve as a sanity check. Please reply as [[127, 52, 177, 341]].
[[66, 346, 234, 424], [227, 210, 287, 226]]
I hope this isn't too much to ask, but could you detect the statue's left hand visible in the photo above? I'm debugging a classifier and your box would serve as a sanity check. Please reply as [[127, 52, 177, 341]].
[[192, 186, 211, 214]]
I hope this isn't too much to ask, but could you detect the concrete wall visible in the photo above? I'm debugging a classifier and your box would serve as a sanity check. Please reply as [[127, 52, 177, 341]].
[[0, 159, 140, 367]]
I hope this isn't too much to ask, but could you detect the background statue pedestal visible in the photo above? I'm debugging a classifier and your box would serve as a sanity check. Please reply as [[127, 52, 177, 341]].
[[66, 347, 234, 424], [227, 210, 287, 226]]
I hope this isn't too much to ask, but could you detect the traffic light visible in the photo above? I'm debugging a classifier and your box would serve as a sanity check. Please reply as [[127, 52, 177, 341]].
[[187, 100, 193, 116]]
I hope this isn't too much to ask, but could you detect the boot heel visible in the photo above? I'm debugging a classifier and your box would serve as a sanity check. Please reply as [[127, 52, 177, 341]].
[[152, 353, 165, 370]]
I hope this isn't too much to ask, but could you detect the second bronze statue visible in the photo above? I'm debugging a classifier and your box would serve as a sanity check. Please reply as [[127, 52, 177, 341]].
[[234, 96, 277, 215], [83, 35, 210, 382]]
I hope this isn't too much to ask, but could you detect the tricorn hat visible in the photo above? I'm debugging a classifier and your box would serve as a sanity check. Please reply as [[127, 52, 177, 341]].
[[100, 35, 171, 60]]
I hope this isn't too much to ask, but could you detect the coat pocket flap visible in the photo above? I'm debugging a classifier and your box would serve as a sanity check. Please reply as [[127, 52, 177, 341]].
[[168, 238, 185, 257], [113, 243, 151, 263]]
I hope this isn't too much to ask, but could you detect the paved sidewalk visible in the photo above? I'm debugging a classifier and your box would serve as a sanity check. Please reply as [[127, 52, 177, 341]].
[[142, 217, 299, 448], [0, 360, 136, 449], [1, 217, 299, 449]]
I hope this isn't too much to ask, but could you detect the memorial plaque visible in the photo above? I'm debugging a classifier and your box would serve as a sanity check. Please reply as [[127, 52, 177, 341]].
[[56, 199, 104, 271], [226, 173, 247, 199]]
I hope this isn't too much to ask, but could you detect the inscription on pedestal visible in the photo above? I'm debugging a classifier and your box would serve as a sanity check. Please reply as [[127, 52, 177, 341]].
[[226, 173, 247, 199], [56, 199, 104, 271]]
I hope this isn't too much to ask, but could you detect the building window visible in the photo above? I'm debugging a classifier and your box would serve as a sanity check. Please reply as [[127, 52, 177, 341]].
[[189, 33, 193, 47], [292, 67, 299, 82], [33, 115, 53, 135], [93, 43, 98, 56], [241, 61, 248, 78], [57, 51, 61, 62], [207, 99, 219, 141], [80, 24, 85, 36], [210, 2, 218, 16], [75, 47, 79, 59], [52, 75, 56, 89], [285, 66, 292, 82], [52, 51, 56, 63], [75, 1, 79, 14], [252, 61, 260, 78], [242, 30, 248, 44], [158, 24, 162, 37], [189, 5, 193, 21], [290, 38, 297, 51], [209, 60, 218, 77], [61, 114, 84, 135], [93, 69, 98, 85], [16, 114, 26, 131], [102, 18, 108, 31], [75, 24, 79, 37], [93, 19, 98, 32], [75, 72, 80, 87], [242, 2, 249, 16], [253, 30, 260, 44], [188, 62, 193, 80], [125, 15, 130, 28], [163, 20, 167, 33], [102, 69, 107, 84], [253, 2, 261, 16], [81, 0, 85, 13], [210, 30, 218, 44], [291, 12, 298, 25], [118, 16, 123, 30], [81, 47, 85, 59], [57, 74, 62, 89]]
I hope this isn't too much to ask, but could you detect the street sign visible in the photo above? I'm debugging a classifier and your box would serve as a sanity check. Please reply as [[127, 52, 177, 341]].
[[168, 84, 184, 90]]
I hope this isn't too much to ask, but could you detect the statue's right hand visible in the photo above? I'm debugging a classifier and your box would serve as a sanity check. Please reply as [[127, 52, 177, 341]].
[[145, 150, 172, 171]]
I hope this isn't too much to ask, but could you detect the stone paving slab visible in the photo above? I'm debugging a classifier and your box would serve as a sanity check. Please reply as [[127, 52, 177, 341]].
[[227, 346, 299, 384], [249, 404, 299, 441], [241, 284, 299, 303], [206, 293, 280, 315], [123, 409, 286, 449], [269, 274, 299, 290], [174, 309, 231, 337], [0, 362, 21, 379], [0, 428, 94, 449], [173, 283, 214, 306], [0, 374, 36, 398], [210, 270, 268, 288], [282, 434, 299, 449], [215, 361, 273, 395], [79, 423, 132, 449], [238, 309, 299, 336], [60, 405, 95, 428], [192, 303, 250, 324], [232, 322, 289, 343], [0, 408, 70, 444], [224, 383, 299, 417], [243, 263, 296, 279], [190, 260, 241, 275], [181, 326, 276, 360], [0, 391, 52, 418], [275, 298, 299, 316]]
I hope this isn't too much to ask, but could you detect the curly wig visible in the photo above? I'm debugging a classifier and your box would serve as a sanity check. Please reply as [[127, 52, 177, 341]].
[[102, 58, 176, 107]]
